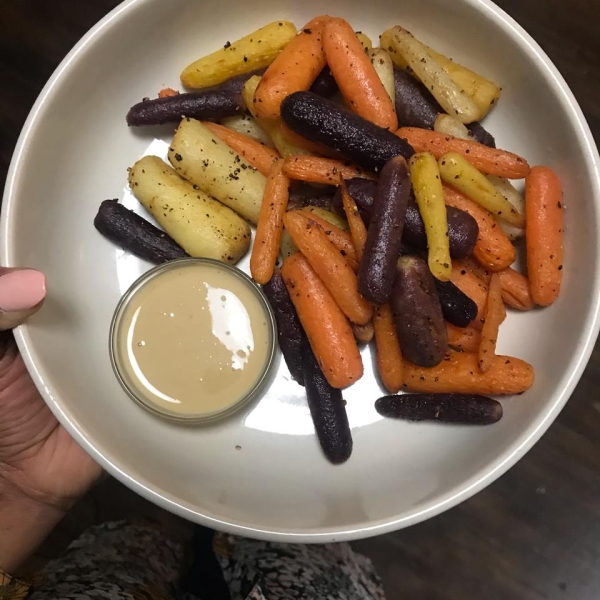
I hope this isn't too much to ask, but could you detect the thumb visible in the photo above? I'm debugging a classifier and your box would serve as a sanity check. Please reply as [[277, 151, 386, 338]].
[[0, 268, 46, 330]]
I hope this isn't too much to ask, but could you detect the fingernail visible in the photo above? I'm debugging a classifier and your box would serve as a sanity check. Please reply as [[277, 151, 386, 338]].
[[0, 269, 46, 312]]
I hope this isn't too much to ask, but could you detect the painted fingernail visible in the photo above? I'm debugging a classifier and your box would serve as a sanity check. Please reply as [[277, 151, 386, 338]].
[[0, 269, 46, 312]]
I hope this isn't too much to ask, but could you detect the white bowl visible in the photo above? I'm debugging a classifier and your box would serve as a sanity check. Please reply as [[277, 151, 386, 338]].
[[2, 0, 599, 542]]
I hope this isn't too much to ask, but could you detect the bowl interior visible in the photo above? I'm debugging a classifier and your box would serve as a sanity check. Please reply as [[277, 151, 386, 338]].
[[2, 0, 599, 541]]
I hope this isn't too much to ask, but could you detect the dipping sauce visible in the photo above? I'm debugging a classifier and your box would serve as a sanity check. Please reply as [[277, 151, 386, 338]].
[[111, 259, 275, 421]]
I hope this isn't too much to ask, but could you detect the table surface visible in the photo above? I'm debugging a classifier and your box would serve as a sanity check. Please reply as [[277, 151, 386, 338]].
[[1, 1, 599, 598]]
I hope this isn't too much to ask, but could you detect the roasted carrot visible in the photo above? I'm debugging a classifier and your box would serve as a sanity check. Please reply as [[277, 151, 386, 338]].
[[283, 211, 373, 325], [526, 166, 564, 306], [451, 260, 489, 329], [402, 352, 534, 395], [460, 256, 491, 284], [373, 304, 404, 393], [478, 273, 506, 373], [282, 253, 363, 388], [254, 16, 330, 120], [283, 156, 375, 185], [322, 18, 398, 130], [443, 184, 516, 271], [203, 121, 280, 176], [299, 212, 360, 271], [339, 176, 368, 260], [280, 123, 337, 156], [497, 267, 535, 310], [446, 323, 482, 353], [250, 161, 289, 284], [353, 321, 374, 344], [397, 128, 531, 179], [158, 87, 178, 98]]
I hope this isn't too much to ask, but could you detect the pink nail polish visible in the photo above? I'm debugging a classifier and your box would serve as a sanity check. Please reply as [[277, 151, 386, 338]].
[[0, 269, 47, 312]]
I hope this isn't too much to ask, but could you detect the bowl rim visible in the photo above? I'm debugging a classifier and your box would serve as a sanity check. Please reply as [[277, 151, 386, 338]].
[[2, 0, 600, 542]]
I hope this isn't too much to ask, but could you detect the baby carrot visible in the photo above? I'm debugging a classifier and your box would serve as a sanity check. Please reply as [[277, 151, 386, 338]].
[[298, 212, 360, 271], [323, 18, 398, 130], [446, 323, 482, 353], [443, 183, 516, 271], [353, 321, 374, 344], [158, 87, 178, 98], [526, 166, 564, 306], [282, 253, 363, 388], [373, 304, 404, 393], [250, 161, 289, 284], [497, 267, 535, 310], [254, 16, 331, 120], [203, 121, 280, 176], [451, 260, 489, 329], [280, 124, 338, 157], [478, 273, 506, 373], [283, 156, 375, 185], [339, 176, 368, 260], [397, 128, 531, 179], [402, 352, 534, 395], [283, 211, 373, 325]]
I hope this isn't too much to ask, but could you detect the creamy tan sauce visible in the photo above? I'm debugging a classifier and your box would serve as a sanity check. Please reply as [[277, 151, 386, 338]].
[[115, 262, 272, 418]]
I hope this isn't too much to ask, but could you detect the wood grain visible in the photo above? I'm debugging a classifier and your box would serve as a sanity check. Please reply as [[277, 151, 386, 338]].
[[1, 1, 599, 598]]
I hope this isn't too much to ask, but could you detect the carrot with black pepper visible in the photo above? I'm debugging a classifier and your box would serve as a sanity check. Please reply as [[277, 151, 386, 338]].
[[373, 304, 404, 393], [282, 155, 375, 185], [397, 128, 531, 179], [203, 121, 280, 176], [526, 166, 564, 306], [250, 161, 289, 284], [323, 18, 398, 130], [497, 267, 535, 310], [283, 211, 373, 325], [282, 253, 363, 388], [478, 273, 506, 373], [339, 177, 368, 260], [446, 323, 482, 353], [254, 16, 331, 120], [451, 260, 489, 329]]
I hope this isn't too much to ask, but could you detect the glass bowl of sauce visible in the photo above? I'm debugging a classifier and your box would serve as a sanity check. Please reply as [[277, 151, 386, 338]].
[[110, 258, 277, 423]]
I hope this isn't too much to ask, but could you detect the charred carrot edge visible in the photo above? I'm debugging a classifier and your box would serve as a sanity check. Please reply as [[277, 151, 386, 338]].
[[282, 253, 363, 388], [478, 273, 507, 373], [250, 161, 289, 284], [202, 121, 280, 177], [397, 128, 531, 179], [283, 156, 376, 185], [300, 212, 360, 271], [451, 260, 489, 330], [443, 184, 516, 271], [526, 166, 564, 306], [254, 16, 331, 120], [373, 304, 404, 393], [283, 211, 373, 325], [352, 321, 374, 344], [339, 176, 368, 261], [446, 323, 482, 353], [323, 18, 397, 130], [402, 352, 534, 395], [497, 267, 535, 311]]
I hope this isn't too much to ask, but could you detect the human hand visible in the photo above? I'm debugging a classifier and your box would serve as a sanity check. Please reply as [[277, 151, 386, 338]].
[[0, 268, 102, 572]]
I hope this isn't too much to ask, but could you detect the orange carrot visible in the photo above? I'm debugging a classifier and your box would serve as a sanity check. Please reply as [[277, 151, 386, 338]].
[[280, 124, 338, 157], [402, 352, 534, 395], [373, 304, 404, 393], [250, 161, 289, 284], [446, 323, 482, 353], [352, 321, 374, 344], [254, 16, 330, 120], [397, 128, 531, 179], [158, 87, 178, 98], [283, 156, 376, 185], [478, 273, 506, 373], [203, 121, 280, 176], [526, 166, 564, 306], [299, 212, 360, 271], [497, 267, 535, 310], [460, 256, 491, 284], [451, 260, 489, 329], [282, 253, 363, 388], [443, 184, 516, 271], [323, 18, 397, 130], [283, 211, 373, 325], [339, 176, 368, 260]]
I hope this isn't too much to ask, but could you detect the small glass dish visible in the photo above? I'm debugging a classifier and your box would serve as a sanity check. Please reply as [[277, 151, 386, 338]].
[[109, 258, 277, 424]]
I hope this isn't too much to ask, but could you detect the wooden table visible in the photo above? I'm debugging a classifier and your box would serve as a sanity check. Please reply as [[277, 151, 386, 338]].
[[1, 1, 599, 598]]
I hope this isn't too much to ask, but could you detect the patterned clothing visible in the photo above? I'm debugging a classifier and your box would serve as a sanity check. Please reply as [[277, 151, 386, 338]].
[[26, 520, 385, 600]]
